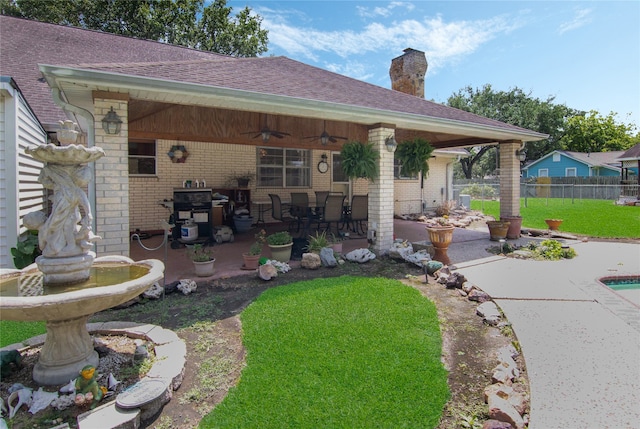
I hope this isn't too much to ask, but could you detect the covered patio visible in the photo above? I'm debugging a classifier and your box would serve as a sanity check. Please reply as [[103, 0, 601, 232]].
[[39, 55, 546, 258]]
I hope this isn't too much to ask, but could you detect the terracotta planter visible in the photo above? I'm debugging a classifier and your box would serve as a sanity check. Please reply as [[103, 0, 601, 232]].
[[501, 216, 522, 239], [331, 242, 343, 253], [426, 226, 455, 265], [545, 219, 563, 230], [268, 243, 293, 262], [242, 253, 261, 270], [193, 259, 215, 277], [487, 221, 510, 241]]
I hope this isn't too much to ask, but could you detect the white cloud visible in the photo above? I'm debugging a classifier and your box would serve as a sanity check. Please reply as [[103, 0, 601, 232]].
[[558, 8, 592, 35], [356, 1, 415, 18], [261, 10, 522, 76]]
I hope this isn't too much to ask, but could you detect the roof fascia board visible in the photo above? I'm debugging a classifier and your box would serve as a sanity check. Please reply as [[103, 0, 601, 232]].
[[40, 64, 548, 142]]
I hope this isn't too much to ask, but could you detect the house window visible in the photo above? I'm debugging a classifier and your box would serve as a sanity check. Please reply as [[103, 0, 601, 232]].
[[257, 147, 310, 187], [553, 153, 561, 162], [394, 157, 418, 179], [565, 167, 577, 177], [128, 140, 156, 175], [538, 168, 549, 177]]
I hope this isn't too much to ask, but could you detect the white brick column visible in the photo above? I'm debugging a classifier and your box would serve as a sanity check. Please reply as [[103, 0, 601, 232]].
[[368, 125, 395, 254], [499, 141, 522, 218], [93, 99, 130, 257]]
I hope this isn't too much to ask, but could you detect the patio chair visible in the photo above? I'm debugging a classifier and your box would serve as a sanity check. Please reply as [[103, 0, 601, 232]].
[[290, 192, 309, 232], [269, 194, 296, 231], [348, 194, 368, 235], [318, 194, 346, 236]]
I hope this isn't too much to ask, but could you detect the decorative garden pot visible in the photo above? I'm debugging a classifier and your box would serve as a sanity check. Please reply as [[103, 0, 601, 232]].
[[426, 226, 455, 265], [487, 221, 510, 241], [193, 259, 215, 277], [330, 242, 343, 253], [501, 216, 523, 239], [242, 253, 261, 270], [545, 219, 563, 230], [233, 216, 254, 233], [268, 243, 293, 262]]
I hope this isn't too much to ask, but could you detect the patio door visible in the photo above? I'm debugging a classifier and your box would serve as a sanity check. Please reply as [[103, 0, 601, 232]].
[[331, 152, 351, 200]]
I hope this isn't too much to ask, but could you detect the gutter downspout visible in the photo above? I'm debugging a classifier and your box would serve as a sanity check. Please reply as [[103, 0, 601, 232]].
[[51, 88, 97, 233]]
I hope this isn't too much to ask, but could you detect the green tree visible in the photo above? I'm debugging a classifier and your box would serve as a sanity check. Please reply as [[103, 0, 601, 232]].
[[0, 0, 268, 57], [559, 110, 638, 152], [447, 84, 577, 178]]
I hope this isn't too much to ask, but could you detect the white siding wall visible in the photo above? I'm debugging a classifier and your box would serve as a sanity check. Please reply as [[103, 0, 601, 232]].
[[0, 79, 46, 268]]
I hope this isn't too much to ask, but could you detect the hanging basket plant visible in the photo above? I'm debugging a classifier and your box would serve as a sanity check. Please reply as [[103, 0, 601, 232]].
[[340, 141, 379, 181], [395, 138, 434, 177]]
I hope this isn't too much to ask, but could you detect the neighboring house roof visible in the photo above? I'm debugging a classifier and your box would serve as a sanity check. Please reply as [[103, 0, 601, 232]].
[[523, 150, 624, 172], [0, 15, 547, 145], [617, 143, 640, 161]]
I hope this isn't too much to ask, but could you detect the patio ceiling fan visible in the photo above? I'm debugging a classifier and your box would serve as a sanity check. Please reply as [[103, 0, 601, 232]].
[[242, 115, 290, 142], [304, 121, 347, 145]]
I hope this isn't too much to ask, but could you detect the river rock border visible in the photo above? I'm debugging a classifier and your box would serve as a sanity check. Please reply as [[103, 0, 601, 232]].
[[432, 267, 530, 429]]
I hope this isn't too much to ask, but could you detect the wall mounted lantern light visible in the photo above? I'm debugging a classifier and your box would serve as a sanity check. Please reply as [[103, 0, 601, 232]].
[[516, 148, 527, 162], [101, 106, 122, 135], [261, 129, 271, 143], [385, 135, 398, 152]]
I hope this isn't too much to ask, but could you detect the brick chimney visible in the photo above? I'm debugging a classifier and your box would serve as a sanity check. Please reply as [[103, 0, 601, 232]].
[[390, 48, 427, 98]]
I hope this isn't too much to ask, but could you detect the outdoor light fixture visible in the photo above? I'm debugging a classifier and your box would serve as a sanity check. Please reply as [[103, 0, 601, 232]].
[[320, 131, 330, 146], [261, 129, 271, 143], [101, 106, 122, 135], [385, 135, 397, 152], [516, 148, 527, 162]]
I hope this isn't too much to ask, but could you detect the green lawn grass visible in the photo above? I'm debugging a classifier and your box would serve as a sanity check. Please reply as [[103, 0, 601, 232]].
[[201, 276, 449, 429], [0, 320, 46, 347], [471, 198, 640, 239]]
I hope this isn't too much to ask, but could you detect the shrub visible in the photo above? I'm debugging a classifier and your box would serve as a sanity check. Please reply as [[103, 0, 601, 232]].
[[266, 231, 293, 246], [461, 184, 496, 198]]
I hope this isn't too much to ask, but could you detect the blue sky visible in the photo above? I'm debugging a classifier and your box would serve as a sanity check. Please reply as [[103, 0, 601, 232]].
[[228, 0, 640, 127]]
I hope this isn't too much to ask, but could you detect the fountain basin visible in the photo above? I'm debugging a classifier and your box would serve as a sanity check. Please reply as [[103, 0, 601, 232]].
[[0, 256, 164, 385]]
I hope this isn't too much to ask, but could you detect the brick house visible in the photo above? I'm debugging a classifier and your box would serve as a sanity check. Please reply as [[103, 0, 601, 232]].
[[0, 16, 546, 266]]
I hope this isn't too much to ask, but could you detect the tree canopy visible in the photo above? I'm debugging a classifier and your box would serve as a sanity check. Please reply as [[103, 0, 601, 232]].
[[447, 84, 578, 178], [0, 0, 268, 57], [559, 110, 638, 153]]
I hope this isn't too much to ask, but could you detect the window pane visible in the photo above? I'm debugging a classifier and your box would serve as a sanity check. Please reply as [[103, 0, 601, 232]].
[[257, 147, 310, 187], [332, 154, 349, 182], [129, 141, 155, 156], [128, 141, 156, 175]]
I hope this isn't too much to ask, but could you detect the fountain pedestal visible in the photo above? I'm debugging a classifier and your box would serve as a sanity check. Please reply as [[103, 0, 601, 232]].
[[33, 316, 99, 385]]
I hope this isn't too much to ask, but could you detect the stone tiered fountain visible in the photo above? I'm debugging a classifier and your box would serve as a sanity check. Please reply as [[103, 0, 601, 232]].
[[0, 121, 164, 385]]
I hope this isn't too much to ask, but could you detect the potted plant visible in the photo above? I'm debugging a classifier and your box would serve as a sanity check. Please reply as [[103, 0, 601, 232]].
[[304, 231, 329, 253], [545, 219, 563, 231], [487, 220, 511, 241], [329, 233, 343, 253], [225, 171, 256, 188], [243, 229, 266, 269], [395, 138, 434, 178], [266, 231, 293, 262], [340, 141, 379, 181], [425, 216, 455, 265], [501, 215, 523, 239], [187, 244, 215, 277]]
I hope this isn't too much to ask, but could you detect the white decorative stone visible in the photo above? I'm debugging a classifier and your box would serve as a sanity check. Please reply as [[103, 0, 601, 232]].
[[345, 248, 376, 263], [177, 279, 197, 295]]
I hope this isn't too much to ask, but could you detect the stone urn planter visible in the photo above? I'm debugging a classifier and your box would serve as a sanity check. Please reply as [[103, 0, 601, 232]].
[[545, 219, 563, 230], [426, 225, 455, 265], [487, 221, 510, 241], [500, 216, 522, 239]]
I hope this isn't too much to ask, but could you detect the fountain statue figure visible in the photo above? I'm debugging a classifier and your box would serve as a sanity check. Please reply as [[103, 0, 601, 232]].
[[0, 124, 164, 385]]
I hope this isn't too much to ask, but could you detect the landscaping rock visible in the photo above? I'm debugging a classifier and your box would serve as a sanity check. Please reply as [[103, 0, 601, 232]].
[[176, 279, 197, 295], [142, 282, 163, 300], [301, 253, 322, 269], [319, 247, 338, 267], [424, 260, 443, 276], [388, 241, 414, 261], [482, 420, 514, 429], [488, 394, 525, 429], [477, 301, 502, 326], [257, 264, 278, 280], [345, 249, 376, 263], [403, 249, 432, 267], [468, 289, 491, 303]]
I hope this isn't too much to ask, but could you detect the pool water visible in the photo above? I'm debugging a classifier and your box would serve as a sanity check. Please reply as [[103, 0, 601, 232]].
[[601, 276, 640, 291], [599, 275, 640, 307]]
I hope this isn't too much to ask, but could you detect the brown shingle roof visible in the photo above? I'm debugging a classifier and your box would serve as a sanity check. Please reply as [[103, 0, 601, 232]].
[[0, 16, 227, 124], [1, 15, 540, 137]]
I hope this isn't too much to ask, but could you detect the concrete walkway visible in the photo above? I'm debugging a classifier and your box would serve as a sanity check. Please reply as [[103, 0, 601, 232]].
[[455, 240, 640, 429]]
